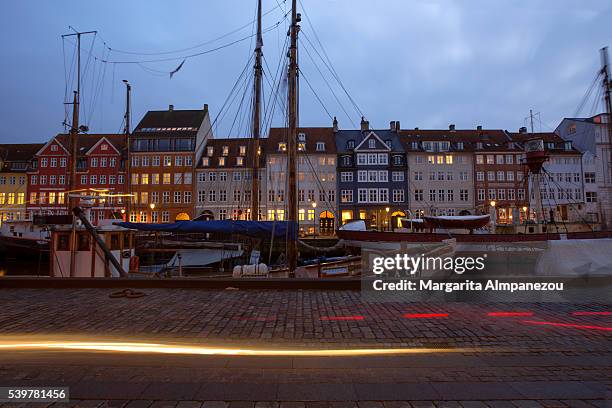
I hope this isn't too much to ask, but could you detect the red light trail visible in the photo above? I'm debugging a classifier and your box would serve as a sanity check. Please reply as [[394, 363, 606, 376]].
[[487, 312, 534, 317], [522, 320, 612, 331], [571, 311, 611, 316], [403, 313, 449, 319]]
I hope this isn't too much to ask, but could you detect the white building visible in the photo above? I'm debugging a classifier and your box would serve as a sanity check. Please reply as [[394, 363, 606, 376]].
[[266, 127, 337, 236], [195, 138, 266, 221]]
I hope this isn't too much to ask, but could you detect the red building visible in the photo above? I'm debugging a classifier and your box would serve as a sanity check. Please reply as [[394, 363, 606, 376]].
[[27, 134, 128, 224]]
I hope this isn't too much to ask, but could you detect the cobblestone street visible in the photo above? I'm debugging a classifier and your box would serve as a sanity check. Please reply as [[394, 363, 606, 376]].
[[0, 289, 609, 407]]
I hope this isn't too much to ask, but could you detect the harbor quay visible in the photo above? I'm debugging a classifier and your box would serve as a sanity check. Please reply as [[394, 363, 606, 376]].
[[0, 284, 609, 406]]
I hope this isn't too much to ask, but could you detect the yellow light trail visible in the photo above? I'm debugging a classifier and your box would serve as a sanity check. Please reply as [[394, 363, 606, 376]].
[[0, 340, 475, 356]]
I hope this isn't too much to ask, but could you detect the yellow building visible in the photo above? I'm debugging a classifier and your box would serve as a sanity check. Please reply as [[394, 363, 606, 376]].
[[0, 144, 43, 223]]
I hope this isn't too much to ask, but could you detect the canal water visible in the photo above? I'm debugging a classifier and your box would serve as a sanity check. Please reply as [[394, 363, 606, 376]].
[[0, 257, 49, 276]]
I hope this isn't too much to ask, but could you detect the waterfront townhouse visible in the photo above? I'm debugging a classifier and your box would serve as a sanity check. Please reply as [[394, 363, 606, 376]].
[[195, 137, 266, 221], [471, 130, 529, 225], [398, 126, 475, 218], [26, 134, 128, 224], [129, 105, 212, 223], [267, 127, 337, 236], [0, 143, 43, 223], [335, 119, 408, 230], [511, 131, 593, 227], [556, 113, 612, 228]]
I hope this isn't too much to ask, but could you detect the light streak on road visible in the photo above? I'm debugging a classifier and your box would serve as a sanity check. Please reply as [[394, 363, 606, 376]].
[[0, 339, 478, 356]]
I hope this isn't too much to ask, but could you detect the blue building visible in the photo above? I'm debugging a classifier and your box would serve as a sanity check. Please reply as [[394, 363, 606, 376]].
[[335, 119, 408, 230]]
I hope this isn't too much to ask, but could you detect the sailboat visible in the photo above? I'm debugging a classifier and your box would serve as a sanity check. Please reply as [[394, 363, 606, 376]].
[[118, 0, 302, 277]]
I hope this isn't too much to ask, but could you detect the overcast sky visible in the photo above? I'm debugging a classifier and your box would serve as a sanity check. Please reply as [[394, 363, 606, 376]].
[[1, 0, 611, 143]]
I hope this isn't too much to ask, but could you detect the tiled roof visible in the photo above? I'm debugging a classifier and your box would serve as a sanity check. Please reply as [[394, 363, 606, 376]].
[[508, 132, 581, 154], [53, 134, 127, 158], [399, 129, 519, 152], [0, 143, 44, 173], [133, 107, 208, 137], [0, 143, 45, 162], [267, 127, 337, 155], [335, 129, 405, 154], [197, 137, 267, 169]]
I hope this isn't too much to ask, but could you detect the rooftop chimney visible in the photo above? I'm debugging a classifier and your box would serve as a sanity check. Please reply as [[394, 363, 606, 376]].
[[476, 125, 482, 131], [449, 124, 456, 131], [360, 116, 369, 132], [395, 121, 400, 132], [332, 116, 339, 133], [414, 127, 419, 130], [169, 104, 174, 111], [390, 121, 396, 131], [519, 126, 528, 134], [203, 103, 208, 112]]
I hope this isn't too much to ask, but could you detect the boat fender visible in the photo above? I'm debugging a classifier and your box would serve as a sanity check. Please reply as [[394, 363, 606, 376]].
[[129, 255, 139, 273]]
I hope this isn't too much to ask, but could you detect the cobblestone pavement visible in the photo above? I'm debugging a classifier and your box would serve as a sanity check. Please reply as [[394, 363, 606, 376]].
[[0, 289, 609, 405]]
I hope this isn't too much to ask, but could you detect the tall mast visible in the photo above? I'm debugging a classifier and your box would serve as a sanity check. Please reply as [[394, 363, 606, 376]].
[[123, 80, 132, 219], [69, 90, 79, 277], [251, 0, 263, 220], [601, 47, 612, 144], [69, 91, 79, 211], [287, 0, 300, 274], [61, 28, 96, 210]]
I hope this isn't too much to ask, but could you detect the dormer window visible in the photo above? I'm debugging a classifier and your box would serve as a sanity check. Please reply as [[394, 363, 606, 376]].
[[207, 146, 214, 157], [342, 156, 352, 166], [239, 146, 246, 156], [51, 144, 58, 151], [507, 142, 515, 149], [440, 141, 450, 151], [346, 140, 355, 149], [298, 132, 306, 142], [546, 142, 554, 149], [422, 142, 432, 152], [202, 157, 209, 166], [411, 142, 418, 150], [278, 142, 287, 152], [316, 142, 325, 151], [456, 142, 464, 150], [236, 157, 244, 166], [368, 139, 376, 148], [385, 140, 392, 148], [393, 155, 402, 165], [476, 142, 483, 150], [222, 146, 229, 156], [218, 157, 225, 166], [564, 141, 572, 151]]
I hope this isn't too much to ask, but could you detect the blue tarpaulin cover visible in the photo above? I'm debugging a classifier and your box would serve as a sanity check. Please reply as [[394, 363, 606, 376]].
[[115, 220, 297, 240]]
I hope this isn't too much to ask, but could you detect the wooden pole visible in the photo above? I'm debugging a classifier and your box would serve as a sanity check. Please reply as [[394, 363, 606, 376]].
[[287, 0, 300, 275], [251, 0, 263, 221], [123, 80, 132, 220]]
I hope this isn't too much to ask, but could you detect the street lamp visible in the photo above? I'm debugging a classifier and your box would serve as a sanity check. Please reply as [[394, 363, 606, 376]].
[[489, 201, 497, 234], [312, 202, 317, 237], [385, 207, 390, 231]]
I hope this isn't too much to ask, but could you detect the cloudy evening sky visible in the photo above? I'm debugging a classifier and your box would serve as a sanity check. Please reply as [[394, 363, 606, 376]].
[[1, 0, 611, 143]]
